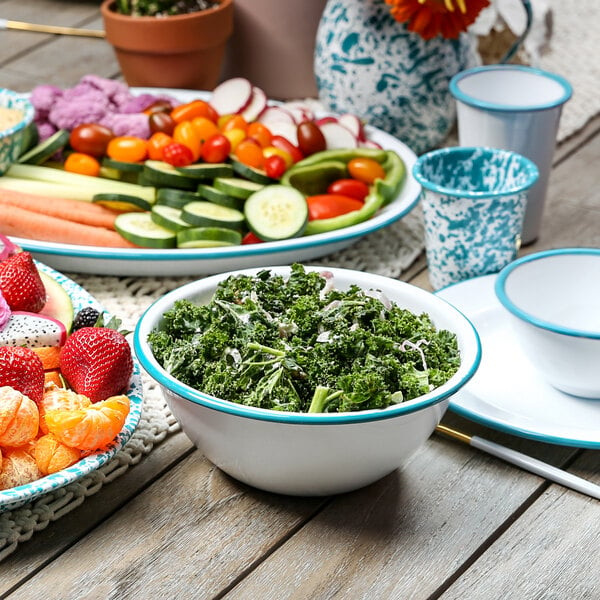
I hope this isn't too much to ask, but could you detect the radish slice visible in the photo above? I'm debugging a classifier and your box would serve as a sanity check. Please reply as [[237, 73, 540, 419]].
[[242, 86, 268, 121], [360, 139, 383, 149], [338, 113, 366, 141], [209, 78, 253, 116], [315, 116, 338, 127], [320, 122, 358, 149], [265, 121, 299, 146], [284, 101, 316, 123], [257, 106, 296, 126]]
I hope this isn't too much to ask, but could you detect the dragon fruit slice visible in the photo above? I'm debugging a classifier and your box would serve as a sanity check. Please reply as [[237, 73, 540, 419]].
[[0, 311, 67, 347], [0, 234, 19, 262], [0, 291, 10, 331]]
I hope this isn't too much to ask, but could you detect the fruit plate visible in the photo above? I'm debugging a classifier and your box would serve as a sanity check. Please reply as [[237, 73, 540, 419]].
[[0, 263, 144, 513], [12, 88, 421, 277]]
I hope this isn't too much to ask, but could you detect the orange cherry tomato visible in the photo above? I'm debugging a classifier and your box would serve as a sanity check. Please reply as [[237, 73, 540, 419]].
[[106, 136, 148, 163], [201, 134, 231, 163], [327, 178, 370, 201], [306, 194, 364, 221], [173, 121, 202, 161], [64, 152, 101, 177], [190, 117, 220, 144], [222, 128, 246, 151], [246, 122, 272, 148], [347, 157, 386, 184], [147, 132, 174, 161], [170, 99, 219, 124], [235, 138, 265, 169], [220, 114, 248, 133]]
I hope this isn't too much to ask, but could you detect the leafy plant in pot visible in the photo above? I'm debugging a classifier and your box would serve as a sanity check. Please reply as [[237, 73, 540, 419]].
[[100, 0, 233, 90]]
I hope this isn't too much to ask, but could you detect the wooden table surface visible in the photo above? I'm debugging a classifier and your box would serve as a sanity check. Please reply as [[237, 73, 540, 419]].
[[1, 2, 599, 598]]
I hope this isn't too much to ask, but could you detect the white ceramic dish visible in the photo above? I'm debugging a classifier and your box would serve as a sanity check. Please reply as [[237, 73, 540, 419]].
[[437, 273, 600, 448], [0, 263, 144, 513], [134, 265, 481, 496], [13, 88, 421, 277]]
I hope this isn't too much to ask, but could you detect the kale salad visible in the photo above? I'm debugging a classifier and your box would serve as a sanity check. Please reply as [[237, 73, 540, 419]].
[[148, 264, 461, 413]]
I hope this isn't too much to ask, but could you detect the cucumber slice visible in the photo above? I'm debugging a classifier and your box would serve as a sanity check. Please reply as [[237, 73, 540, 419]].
[[102, 157, 144, 173], [182, 201, 245, 229], [197, 183, 244, 210], [244, 185, 308, 241], [213, 177, 264, 199], [115, 212, 177, 248], [230, 157, 274, 185], [93, 193, 153, 213], [20, 121, 39, 155], [175, 162, 234, 179], [156, 187, 202, 208], [17, 129, 70, 165], [151, 205, 191, 232], [177, 227, 242, 248], [142, 160, 198, 190]]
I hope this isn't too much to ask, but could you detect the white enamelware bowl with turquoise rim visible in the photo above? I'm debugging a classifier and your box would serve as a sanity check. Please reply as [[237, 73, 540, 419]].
[[0, 88, 35, 176], [134, 265, 481, 496], [495, 248, 600, 399]]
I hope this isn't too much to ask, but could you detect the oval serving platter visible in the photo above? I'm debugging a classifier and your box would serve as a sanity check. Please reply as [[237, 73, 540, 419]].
[[0, 262, 144, 513], [12, 88, 421, 277]]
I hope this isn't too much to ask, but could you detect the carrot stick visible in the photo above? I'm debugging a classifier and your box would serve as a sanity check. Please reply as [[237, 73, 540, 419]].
[[0, 188, 117, 230], [0, 204, 137, 248]]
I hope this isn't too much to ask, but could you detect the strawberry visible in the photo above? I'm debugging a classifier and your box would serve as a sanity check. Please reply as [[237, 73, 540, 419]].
[[59, 326, 133, 403], [0, 251, 46, 313], [0, 346, 45, 404]]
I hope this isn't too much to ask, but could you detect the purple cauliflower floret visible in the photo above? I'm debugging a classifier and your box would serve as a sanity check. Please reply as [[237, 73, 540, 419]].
[[30, 84, 63, 114], [35, 120, 58, 143], [99, 112, 151, 139], [80, 74, 131, 108], [48, 85, 110, 130]]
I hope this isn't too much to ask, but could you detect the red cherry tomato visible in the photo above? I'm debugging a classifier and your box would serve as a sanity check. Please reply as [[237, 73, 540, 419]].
[[306, 194, 364, 221], [201, 133, 231, 163], [149, 111, 176, 136], [143, 100, 174, 115], [161, 142, 194, 167], [296, 121, 326, 156], [264, 154, 287, 179], [106, 136, 148, 163], [241, 231, 265, 245], [347, 157, 386, 184], [327, 178, 370, 201], [270, 135, 304, 163], [69, 123, 114, 158]]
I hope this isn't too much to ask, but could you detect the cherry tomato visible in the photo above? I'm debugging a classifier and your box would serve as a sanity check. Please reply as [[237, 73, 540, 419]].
[[173, 121, 202, 161], [222, 128, 246, 151], [64, 152, 101, 177], [162, 142, 194, 167], [296, 121, 326, 156], [220, 114, 248, 133], [246, 122, 272, 148], [147, 132, 174, 161], [190, 117, 220, 143], [69, 123, 114, 158], [306, 194, 364, 221], [143, 100, 173, 115], [235, 138, 264, 169], [149, 111, 176, 136], [241, 231, 265, 245], [270, 135, 304, 163], [327, 178, 370, 201], [263, 146, 293, 168], [106, 136, 148, 163], [201, 133, 231, 163], [347, 157, 386, 184], [171, 100, 219, 124], [264, 154, 287, 179]]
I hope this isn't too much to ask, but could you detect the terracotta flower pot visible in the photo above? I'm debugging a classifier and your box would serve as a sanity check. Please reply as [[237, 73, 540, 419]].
[[101, 0, 233, 90]]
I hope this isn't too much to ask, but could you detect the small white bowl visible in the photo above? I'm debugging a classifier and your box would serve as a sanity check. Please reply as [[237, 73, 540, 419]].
[[495, 248, 600, 399], [0, 89, 34, 175], [134, 266, 481, 496]]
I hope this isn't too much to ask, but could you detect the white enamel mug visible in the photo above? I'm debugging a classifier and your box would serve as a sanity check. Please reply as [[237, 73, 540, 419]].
[[450, 65, 572, 244]]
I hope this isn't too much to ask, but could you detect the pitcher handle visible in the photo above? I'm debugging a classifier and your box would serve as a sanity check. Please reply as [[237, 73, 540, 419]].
[[500, 0, 533, 63]]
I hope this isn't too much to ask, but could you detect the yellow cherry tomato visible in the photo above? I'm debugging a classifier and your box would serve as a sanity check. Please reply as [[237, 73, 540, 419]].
[[263, 146, 293, 168], [106, 136, 148, 163], [173, 121, 202, 161], [64, 152, 101, 177], [222, 128, 246, 151]]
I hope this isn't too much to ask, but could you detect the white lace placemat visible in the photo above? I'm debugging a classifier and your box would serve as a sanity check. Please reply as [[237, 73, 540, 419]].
[[0, 211, 425, 561]]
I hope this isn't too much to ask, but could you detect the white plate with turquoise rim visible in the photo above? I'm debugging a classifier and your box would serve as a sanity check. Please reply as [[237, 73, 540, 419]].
[[436, 274, 600, 448], [13, 88, 421, 277], [0, 263, 144, 513]]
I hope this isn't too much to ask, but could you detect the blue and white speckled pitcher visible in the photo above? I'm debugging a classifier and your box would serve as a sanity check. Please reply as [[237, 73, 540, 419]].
[[314, 0, 481, 153]]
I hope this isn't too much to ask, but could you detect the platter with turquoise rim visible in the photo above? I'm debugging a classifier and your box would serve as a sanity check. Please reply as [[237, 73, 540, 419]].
[[0, 262, 144, 513], [437, 274, 600, 448], [12, 88, 421, 277]]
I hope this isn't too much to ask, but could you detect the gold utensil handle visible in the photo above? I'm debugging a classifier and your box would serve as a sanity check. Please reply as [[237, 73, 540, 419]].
[[1, 19, 105, 38]]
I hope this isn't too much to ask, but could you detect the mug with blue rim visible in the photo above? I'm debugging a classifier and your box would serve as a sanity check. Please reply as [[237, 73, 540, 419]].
[[413, 146, 539, 290]]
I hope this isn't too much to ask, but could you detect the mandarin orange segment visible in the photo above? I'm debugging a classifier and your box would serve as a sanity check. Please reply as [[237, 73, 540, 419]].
[[0, 386, 40, 447], [38, 385, 91, 434], [44, 394, 130, 452], [34, 433, 81, 475], [31, 346, 62, 370], [44, 370, 64, 388], [0, 446, 42, 490]]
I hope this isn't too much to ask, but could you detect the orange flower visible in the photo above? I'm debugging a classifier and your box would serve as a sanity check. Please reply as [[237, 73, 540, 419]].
[[385, 0, 490, 40]]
